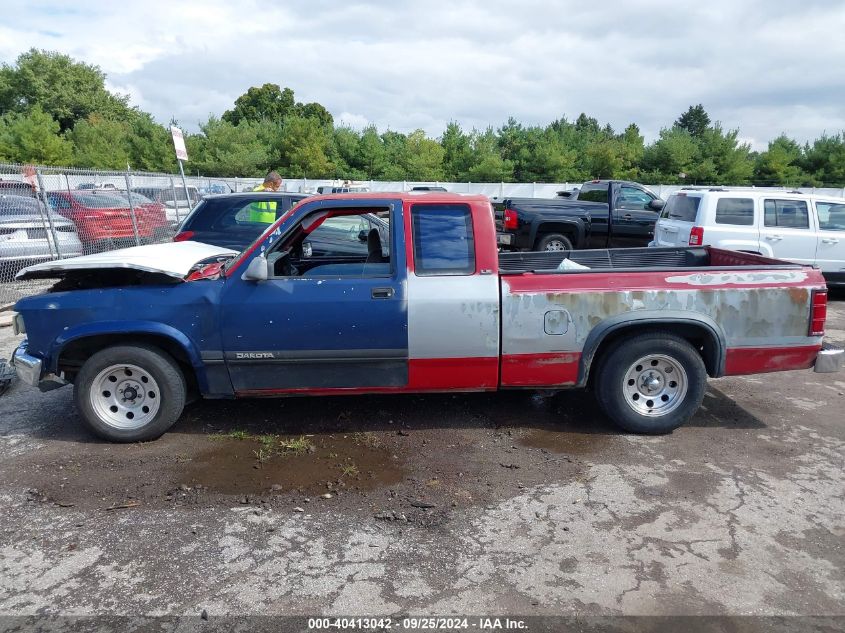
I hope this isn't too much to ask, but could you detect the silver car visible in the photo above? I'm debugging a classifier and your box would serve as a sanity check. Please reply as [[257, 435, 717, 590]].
[[0, 195, 83, 267]]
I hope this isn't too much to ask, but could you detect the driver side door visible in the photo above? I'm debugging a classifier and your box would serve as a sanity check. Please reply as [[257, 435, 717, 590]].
[[219, 199, 408, 394]]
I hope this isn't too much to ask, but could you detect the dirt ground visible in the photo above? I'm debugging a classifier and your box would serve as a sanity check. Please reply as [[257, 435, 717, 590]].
[[0, 294, 843, 623]]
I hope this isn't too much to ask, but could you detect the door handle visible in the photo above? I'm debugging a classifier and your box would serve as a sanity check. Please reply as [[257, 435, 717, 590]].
[[765, 235, 783, 241], [623, 214, 633, 220], [821, 238, 840, 244], [371, 287, 394, 299]]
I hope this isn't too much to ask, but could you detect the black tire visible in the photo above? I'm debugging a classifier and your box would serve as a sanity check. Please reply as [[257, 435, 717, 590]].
[[594, 332, 707, 434], [536, 233, 573, 252], [74, 344, 186, 442]]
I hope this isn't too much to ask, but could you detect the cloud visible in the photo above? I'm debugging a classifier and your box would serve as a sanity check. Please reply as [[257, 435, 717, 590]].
[[2, 0, 844, 147]]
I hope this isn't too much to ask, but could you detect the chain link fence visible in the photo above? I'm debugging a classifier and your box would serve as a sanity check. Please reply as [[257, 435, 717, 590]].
[[3, 162, 845, 306], [0, 163, 261, 305]]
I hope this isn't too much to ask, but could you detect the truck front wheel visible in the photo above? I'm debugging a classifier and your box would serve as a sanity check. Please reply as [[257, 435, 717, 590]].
[[594, 332, 707, 434], [536, 233, 573, 251], [74, 344, 186, 442]]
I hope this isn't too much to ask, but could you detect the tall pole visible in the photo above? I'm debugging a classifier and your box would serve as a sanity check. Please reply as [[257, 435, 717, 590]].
[[178, 158, 192, 216]]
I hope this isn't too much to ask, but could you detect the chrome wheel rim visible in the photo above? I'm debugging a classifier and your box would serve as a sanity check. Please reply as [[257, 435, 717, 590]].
[[544, 239, 568, 251], [622, 354, 688, 417], [90, 363, 160, 429]]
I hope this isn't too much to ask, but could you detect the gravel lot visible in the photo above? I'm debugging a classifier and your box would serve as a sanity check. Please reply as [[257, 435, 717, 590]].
[[0, 294, 843, 623]]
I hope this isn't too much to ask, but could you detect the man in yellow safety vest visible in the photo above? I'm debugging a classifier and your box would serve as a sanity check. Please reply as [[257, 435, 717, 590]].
[[249, 171, 283, 223]]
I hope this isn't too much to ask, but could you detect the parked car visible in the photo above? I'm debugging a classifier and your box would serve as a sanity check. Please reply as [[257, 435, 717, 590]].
[[46, 190, 169, 252], [131, 186, 202, 226], [315, 185, 370, 194], [651, 188, 845, 286], [173, 192, 386, 257], [0, 180, 37, 198], [77, 182, 118, 190], [11, 192, 841, 442], [0, 195, 83, 268], [495, 180, 665, 251]]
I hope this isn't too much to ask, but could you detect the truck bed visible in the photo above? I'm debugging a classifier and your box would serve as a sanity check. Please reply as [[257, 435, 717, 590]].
[[498, 246, 800, 274]]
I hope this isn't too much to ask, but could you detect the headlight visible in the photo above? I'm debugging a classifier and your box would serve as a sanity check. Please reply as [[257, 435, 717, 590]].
[[12, 312, 25, 335]]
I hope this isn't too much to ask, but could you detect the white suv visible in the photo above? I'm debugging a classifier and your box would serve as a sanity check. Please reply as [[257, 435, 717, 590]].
[[651, 189, 845, 286]]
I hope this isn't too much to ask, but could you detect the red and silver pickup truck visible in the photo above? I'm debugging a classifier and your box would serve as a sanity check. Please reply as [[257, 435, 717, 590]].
[[11, 192, 843, 442]]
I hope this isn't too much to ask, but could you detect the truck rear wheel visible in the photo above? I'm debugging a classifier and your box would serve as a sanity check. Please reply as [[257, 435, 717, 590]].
[[74, 344, 186, 442], [594, 332, 707, 434], [536, 233, 573, 251]]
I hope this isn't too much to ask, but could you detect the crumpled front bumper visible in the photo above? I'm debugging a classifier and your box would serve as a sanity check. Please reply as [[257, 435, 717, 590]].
[[815, 342, 844, 373], [12, 340, 67, 391]]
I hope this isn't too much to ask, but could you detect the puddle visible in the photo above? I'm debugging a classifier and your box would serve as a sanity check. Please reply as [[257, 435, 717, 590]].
[[518, 429, 611, 455], [177, 433, 405, 495]]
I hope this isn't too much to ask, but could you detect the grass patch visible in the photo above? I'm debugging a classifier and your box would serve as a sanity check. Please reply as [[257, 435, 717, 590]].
[[341, 463, 359, 478], [209, 429, 252, 441], [352, 432, 382, 449], [278, 436, 313, 455]]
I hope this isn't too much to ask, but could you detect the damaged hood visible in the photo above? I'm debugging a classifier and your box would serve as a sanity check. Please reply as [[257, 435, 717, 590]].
[[15, 241, 239, 281]]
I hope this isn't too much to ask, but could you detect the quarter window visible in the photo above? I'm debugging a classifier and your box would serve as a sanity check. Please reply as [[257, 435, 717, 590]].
[[764, 199, 809, 229], [411, 204, 475, 275], [715, 198, 754, 226], [816, 202, 845, 231]]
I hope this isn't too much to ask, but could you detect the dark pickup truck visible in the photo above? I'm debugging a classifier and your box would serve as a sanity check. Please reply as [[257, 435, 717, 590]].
[[495, 180, 665, 251]]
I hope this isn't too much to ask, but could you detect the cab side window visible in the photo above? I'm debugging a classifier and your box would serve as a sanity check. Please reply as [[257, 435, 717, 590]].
[[764, 199, 809, 229], [618, 186, 655, 210], [411, 204, 475, 275]]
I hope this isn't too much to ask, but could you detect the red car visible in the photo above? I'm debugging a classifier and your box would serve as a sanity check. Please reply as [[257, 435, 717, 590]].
[[46, 190, 169, 252]]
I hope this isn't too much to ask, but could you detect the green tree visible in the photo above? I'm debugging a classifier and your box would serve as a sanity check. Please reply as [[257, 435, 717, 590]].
[[754, 135, 805, 185], [802, 133, 845, 186], [125, 112, 176, 172], [401, 130, 445, 181], [193, 116, 271, 177], [358, 125, 389, 178], [0, 105, 73, 164], [440, 122, 473, 180], [465, 128, 513, 182], [278, 116, 333, 178], [641, 127, 699, 183], [675, 104, 711, 139], [297, 102, 334, 129], [222, 84, 296, 125], [68, 114, 130, 169], [0, 49, 130, 132]]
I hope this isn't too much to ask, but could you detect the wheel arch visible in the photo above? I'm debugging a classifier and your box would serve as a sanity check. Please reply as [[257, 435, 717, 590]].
[[529, 218, 587, 249], [578, 311, 727, 386], [50, 322, 206, 393]]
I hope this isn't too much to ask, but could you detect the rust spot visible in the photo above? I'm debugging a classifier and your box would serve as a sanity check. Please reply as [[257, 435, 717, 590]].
[[788, 287, 809, 304], [535, 354, 579, 365]]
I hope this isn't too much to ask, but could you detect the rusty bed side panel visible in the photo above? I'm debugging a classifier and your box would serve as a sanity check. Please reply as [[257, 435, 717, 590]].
[[499, 267, 826, 387]]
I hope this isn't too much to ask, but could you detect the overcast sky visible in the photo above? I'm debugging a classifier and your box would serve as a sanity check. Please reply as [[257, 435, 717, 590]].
[[2, 0, 844, 150]]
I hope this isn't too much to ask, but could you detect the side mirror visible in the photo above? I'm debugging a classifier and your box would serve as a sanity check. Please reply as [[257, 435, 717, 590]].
[[241, 255, 269, 281], [358, 229, 369, 242], [649, 199, 665, 211]]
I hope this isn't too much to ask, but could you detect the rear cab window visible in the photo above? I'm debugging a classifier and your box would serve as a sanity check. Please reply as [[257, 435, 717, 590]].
[[660, 194, 701, 222], [715, 198, 755, 226], [577, 183, 608, 203], [411, 204, 475, 275]]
